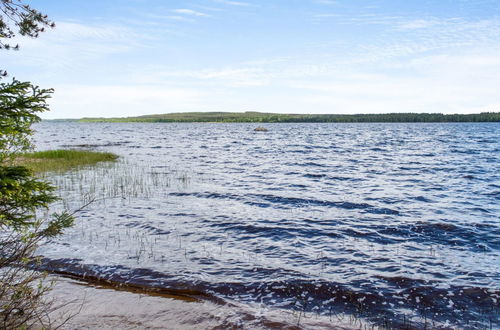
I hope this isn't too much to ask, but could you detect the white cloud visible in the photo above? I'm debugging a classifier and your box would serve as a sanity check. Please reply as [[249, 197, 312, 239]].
[[213, 0, 252, 6], [3, 21, 141, 72], [398, 19, 442, 30], [47, 85, 207, 119], [85, 44, 500, 116], [314, 0, 338, 5], [286, 51, 500, 114], [172, 9, 210, 17], [133, 66, 272, 88], [155, 15, 196, 22]]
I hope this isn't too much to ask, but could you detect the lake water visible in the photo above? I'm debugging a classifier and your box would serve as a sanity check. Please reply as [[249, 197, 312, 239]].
[[34, 122, 499, 328]]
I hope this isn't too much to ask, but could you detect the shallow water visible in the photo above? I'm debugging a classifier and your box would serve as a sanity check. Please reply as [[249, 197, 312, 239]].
[[34, 122, 499, 328], [48, 277, 354, 330]]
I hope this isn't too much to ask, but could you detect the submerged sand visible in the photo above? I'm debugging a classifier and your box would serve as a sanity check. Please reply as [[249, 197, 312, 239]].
[[46, 276, 361, 329]]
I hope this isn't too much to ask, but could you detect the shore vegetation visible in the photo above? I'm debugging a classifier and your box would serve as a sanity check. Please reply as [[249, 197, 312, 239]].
[[77, 111, 500, 123]]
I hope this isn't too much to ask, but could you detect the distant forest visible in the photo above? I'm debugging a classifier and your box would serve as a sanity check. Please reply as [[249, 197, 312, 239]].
[[76, 112, 500, 123]]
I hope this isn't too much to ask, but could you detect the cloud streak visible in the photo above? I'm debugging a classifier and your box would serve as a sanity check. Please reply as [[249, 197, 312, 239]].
[[172, 9, 210, 17], [213, 0, 252, 6]]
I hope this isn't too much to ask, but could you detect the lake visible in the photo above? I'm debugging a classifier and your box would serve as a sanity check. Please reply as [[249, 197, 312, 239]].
[[34, 122, 499, 328]]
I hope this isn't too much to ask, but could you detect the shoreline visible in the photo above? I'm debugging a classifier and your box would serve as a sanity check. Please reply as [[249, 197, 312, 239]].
[[46, 276, 360, 329]]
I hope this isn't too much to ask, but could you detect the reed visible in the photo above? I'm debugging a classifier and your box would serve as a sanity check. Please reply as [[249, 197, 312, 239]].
[[17, 149, 118, 173]]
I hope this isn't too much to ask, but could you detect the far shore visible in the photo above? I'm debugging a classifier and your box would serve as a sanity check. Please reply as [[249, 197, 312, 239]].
[[44, 111, 500, 123]]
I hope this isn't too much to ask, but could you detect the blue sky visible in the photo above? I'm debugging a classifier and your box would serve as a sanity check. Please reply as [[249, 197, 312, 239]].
[[2, 0, 500, 118]]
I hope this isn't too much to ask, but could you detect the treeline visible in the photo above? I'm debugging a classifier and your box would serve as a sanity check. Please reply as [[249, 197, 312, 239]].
[[78, 111, 500, 123]]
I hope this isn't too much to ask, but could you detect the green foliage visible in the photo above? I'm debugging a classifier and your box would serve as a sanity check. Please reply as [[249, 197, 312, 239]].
[[0, 79, 53, 162], [0, 77, 64, 232], [41, 211, 74, 237], [0, 78, 75, 238], [78, 111, 500, 123], [0, 77, 69, 233], [19, 149, 118, 173], [0, 165, 58, 229]]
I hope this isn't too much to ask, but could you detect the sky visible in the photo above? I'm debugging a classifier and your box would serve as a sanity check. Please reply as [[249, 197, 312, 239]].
[[2, 0, 500, 119]]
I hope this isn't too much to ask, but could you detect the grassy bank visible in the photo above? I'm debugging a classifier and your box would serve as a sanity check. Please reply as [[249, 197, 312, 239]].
[[76, 111, 500, 123], [17, 149, 118, 173]]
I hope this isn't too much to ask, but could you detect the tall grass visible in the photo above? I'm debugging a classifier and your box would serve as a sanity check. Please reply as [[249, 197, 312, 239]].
[[18, 149, 118, 173]]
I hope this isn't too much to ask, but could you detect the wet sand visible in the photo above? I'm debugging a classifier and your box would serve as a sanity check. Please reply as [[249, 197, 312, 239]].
[[46, 277, 361, 329]]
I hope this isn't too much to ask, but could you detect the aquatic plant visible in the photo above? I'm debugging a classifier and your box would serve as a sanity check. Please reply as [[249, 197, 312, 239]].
[[18, 149, 118, 173]]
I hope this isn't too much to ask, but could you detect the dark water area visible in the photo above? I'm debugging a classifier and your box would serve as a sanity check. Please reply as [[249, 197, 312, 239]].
[[34, 122, 499, 328]]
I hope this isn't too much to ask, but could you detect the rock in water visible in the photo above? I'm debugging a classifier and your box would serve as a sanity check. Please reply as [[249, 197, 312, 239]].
[[254, 127, 268, 132]]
